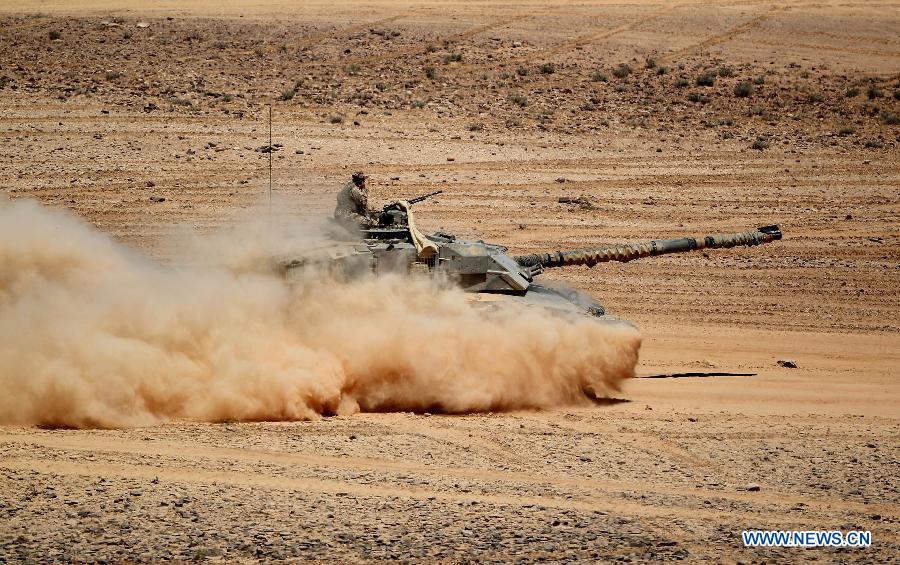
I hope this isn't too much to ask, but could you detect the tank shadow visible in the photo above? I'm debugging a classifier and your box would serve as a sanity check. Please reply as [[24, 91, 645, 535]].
[[639, 372, 756, 379]]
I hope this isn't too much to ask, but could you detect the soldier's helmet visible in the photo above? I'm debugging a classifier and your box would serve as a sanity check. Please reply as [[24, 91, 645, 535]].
[[352, 171, 367, 186]]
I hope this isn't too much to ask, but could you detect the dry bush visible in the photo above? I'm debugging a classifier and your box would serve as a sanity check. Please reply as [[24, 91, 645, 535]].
[[751, 137, 770, 150], [696, 73, 716, 87], [507, 92, 528, 107], [734, 82, 753, 97], [612, 64, 632, 79]]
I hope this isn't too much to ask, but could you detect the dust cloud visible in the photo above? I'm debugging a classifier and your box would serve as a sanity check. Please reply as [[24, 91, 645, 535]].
[[0, 198, 641, 428]]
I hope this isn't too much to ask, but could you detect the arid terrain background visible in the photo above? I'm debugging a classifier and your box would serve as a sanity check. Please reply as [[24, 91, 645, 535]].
[[1, 0, 898, 562]]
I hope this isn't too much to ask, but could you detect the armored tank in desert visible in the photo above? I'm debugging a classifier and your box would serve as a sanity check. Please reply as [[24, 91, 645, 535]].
[[280, 192, 782, 321]]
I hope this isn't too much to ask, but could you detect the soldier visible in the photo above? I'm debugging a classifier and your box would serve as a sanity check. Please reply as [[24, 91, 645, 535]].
[[334, 171, 375, 229]]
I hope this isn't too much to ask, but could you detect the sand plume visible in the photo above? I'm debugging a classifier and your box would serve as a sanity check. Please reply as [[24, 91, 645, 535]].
[[0, 199, 640, 428]]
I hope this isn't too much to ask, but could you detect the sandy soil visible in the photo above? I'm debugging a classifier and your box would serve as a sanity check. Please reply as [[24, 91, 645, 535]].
[[1, 0, 898, 562]]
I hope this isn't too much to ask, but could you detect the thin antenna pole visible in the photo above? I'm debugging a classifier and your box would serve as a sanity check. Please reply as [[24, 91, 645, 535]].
[[268, 105, 273, 216]]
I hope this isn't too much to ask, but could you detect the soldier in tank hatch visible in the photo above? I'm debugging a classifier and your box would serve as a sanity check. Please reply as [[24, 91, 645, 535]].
[[334, 171, 375, 229]]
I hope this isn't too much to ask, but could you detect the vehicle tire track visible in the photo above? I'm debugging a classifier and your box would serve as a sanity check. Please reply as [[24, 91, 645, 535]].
[[2, 432, 891, 519], [289, 14, 408, 51], [748, 38, 900, 59], [380, 417, 532, 468], [507, 3, 684, 65], [338, 15, 531, 67], [517, 413, 719, 473], [5, 456, 894, 527], [657, 5, 786, 64]]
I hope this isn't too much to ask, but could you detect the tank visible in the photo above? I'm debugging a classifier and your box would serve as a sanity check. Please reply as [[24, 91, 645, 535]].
[[280, 193, 782, 322]]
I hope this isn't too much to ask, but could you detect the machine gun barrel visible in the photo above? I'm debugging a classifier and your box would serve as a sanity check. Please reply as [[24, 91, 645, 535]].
[[515, 225, 782, 269], [406, 190, 443, 205]]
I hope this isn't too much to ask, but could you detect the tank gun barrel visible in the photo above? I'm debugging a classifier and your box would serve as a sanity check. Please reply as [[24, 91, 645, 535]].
[[515, 225, 782, 269]]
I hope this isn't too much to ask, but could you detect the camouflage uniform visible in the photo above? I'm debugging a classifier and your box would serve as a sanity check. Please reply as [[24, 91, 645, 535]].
[[334, 173, 374, 229]]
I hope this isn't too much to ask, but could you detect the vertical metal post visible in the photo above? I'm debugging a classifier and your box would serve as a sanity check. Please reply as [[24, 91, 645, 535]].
[[268, 105, 273, 217]]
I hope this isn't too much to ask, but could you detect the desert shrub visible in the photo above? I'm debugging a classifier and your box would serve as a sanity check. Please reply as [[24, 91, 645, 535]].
[[425, 44, 437, 53], [540, 63, 556, 74], [516, 66, 529, 76], [863, 139, 883, 148], [656, 66, 669, 75], [172, 97, 192, 106], [443, 52, 462, 63], [674, 77, 689, 88], [838, 126, 855, 136], [718, 67, 734, 77], [425, 66, 436, 79], [213, 41, 227, 49], [507, 92, 528, 107], [734, 81, 753, 97], [350, 90, 373, 103], [894, 90, 900, 100], [845, 87, 860, 98], [581, 102, 596, 111], [254, 46, 264, 57], [345, 63, 361, 75], [687, 92, 709, 103], [807, 92, 824, 103], [751, 137, 769, 150], [48, 30, 61, 40], [615, 83, 629, 93], [696, 73, 716, 87], [625, 117, 646, 128], [645, 57, 656, 69], [612, 63, 632, 78], [105, 70, 123, 81], [591, 72, 608, 82], [752, 76, 765, 85], [329, 113, 344, 123], [883, 112, 900, 125], [467, 122, 484, 131], [222, 93, 234, 102], [184, 30, 201, 41], [280, 89, 294, 101], [867, 86, 884, 99], [411, 99, 427, 108], [375, 82, 387, 91]]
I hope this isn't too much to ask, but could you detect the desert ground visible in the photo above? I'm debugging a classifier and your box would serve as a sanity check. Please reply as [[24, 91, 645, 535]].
[[1, 0, 899, 562]]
